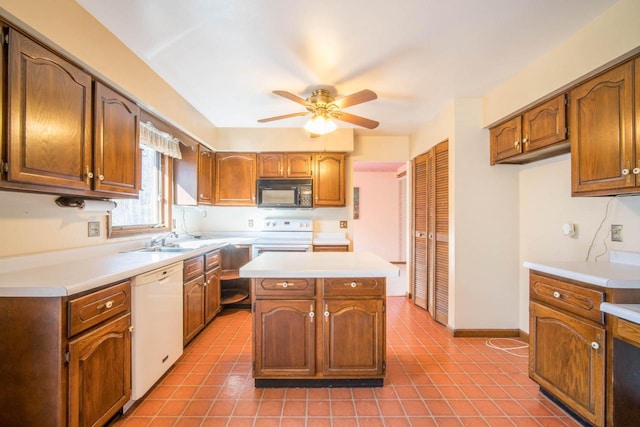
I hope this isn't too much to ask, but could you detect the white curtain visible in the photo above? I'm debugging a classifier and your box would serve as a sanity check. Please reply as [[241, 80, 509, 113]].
[[139, 121, 182, 159]]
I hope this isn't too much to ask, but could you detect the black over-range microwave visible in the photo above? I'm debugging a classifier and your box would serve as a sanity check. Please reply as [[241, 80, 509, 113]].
[[257, 178, 313, 208]]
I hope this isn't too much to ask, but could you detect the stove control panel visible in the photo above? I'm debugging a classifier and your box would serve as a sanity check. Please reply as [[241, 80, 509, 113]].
[[263, 218, 313, 231]]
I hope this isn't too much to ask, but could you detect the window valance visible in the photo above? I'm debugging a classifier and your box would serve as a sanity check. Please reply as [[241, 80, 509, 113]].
[[139, 121, 182, 159]]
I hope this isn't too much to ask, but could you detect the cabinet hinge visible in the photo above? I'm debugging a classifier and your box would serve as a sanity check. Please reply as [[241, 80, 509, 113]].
[[382, 301, 386, 313], [382, 361, 386, 371], [64, 350, 70, 364], [1, 160, 7, 174], [252, 302, 255, 312], [565, 127, 569, 138], [2, 29, 8, 45]]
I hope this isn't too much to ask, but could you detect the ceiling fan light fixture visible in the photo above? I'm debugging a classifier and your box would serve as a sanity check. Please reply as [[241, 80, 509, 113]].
[[304, 113, 337, 135]]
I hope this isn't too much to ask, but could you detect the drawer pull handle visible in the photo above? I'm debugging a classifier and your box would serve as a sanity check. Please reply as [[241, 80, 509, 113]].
[[278, 281, 292, 288], [346, 282, 358, 288], [97, 300, 114, 310], [552, 291, 561, 299], [591, 341, 600, 350]]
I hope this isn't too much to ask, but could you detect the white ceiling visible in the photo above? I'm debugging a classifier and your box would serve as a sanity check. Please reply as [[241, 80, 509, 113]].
[[78, 0, 618, 136]]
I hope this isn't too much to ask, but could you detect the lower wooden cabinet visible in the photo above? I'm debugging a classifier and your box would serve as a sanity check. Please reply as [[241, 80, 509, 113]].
[[183, 250, 222, 346], [68, 313, 132, 427], [0, 280, 132, 427], [252, 277, 386, 383], [529, 301, 605, 426], [313, 245, 349, 252]]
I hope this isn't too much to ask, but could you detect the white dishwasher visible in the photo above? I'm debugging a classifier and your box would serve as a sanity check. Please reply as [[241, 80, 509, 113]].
[[128, 261, 184, 408]]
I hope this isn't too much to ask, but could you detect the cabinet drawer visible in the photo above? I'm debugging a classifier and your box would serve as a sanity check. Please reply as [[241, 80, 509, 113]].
[[184, 255, 205, 281], [323, 278, 385, 297], [254, 278, 315, 297], [205, 250, 221, 270], [530, 273, 604, 324], [68, 281, 131, 337]]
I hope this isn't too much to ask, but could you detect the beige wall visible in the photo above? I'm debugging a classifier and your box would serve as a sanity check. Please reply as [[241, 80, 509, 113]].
[[483, 0, 640, 332], [215, 128, 354, 152]]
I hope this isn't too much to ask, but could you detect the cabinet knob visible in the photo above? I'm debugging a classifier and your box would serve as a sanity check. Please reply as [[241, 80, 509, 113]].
[[622, 169, 630, 176], [552, 291, 561, 299], [350, 282, 357, 288], [97, 300, 114, 310], [324, 311, 330, 317], [633, 167, 640, 175], [514, 140, 520, 147], [522, 136, 529, 143], [591, 341, 600, 350]]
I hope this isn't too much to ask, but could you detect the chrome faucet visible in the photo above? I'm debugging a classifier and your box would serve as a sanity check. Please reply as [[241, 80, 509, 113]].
[[150, 231, 178, 247]]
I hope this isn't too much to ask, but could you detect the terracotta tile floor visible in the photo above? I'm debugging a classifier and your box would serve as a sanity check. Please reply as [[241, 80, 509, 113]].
[[111, 296, 580, 427]]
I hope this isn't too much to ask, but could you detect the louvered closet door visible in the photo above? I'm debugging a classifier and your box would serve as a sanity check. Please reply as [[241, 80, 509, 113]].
[[433, 141, 449, 325], [412, 154, 428, 309]]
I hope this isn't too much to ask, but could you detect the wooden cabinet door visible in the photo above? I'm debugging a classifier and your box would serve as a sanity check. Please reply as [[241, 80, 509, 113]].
[[93, 82, 140, 196], [204, 266, 221, 324], [183, 275, 205, 345], [215, 153, 257, 205], [570, 61, 634, 195], [287, 153, 313, 177], [173, 143, 198, 206], [313, 153, 345, 206], [254, 299, 315, 377], [321, 299, 385, 376], [523, 94, 567, 153], [530, 302, 605, 426], [5, 28, 93, 192], [68, 313, 131, 427], [198, 145, 215, 205], [489, 116, 522, 165], [257, 153, 285, 178]]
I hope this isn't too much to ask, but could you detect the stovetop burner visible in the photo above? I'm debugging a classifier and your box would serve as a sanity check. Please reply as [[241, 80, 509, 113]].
[[255, 218, 313, 244]]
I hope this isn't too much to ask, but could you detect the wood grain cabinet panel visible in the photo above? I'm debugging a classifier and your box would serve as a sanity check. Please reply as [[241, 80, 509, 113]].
[[183, 274, 205, 345], [530, 302, 604, 426], [4, 28, 93, 192], [197, 145, 215, 205], [322, 299, 385, 376], [313, 153, 345, 206], [93, 82, 140, 197], [258, 153, 313, 178], [204, 265, 221, 324], [490, 94, 568, 165], [254, 299, 316, 377], [68, 313, 131, 427], [215, 152, 257, 205], [570, 61, 635, 195]]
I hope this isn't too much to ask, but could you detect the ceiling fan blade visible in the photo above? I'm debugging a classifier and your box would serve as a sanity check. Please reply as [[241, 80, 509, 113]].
[[332, 111, 379, 129], [273, 90, 309, 106], [331, 89, 377, 109], [257, 112, 309, 123]]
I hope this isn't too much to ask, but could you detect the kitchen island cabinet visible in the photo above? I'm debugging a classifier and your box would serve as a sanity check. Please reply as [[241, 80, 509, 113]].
[[240, 252, 397, 387]]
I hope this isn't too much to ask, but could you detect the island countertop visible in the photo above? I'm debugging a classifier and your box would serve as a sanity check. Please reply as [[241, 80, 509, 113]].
[[239, 251, 399, 278]]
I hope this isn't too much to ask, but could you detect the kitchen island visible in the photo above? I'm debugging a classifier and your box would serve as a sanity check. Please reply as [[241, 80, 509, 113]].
[[240, 251, 399, 387]]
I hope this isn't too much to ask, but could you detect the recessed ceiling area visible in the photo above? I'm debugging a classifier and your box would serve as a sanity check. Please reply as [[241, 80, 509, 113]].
[[77, 0, 619, 135]]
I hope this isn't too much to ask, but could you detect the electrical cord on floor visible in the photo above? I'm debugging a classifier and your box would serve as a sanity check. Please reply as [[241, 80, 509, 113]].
[[485, 338, 529, 358]]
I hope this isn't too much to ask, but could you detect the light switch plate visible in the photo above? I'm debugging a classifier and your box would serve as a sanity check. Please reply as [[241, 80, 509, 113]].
[[340, 220, 347, 228], [611, 224, 623, 242], [88, 221, 100, 237]]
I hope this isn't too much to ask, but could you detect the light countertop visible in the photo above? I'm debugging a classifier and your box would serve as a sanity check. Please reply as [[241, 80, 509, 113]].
[[601, 303, 640, 324], [239, 251, 399, 278], [523, 251, 640, 289], [0, 239, 234, 297]]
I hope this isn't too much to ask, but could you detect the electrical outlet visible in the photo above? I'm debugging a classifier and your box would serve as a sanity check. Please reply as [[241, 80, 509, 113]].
[[248, 219, 254, 228], [340, 220, 347, 229], [88, 221, 100, 237], [611, 224, 623, 242]]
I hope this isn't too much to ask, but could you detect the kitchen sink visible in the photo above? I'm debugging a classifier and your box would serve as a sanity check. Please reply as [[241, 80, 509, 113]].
[[130, 246, 193, 253]]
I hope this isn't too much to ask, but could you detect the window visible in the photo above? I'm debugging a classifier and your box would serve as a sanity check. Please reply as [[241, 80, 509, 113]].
[[108, 145, 172, 237]]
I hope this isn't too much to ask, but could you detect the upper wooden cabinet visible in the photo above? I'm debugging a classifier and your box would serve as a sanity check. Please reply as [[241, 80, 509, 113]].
[[490, 94, 568, 165], [0, 28, 140, 198], [93, 82, 140, 197], [3, 28, 93, 192], [257, 153, 313, 178], [570, 60, 638, 196], [197, 145, 215, 205], [215, 152, 257, 206], [313, 153, 345, 207]]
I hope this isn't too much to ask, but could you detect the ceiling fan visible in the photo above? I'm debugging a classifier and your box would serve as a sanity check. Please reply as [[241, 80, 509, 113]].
[[257, 88, 379, 134]]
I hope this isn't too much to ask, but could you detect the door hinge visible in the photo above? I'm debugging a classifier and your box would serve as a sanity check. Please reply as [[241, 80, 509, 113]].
[[64, 350, 70, 364]]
